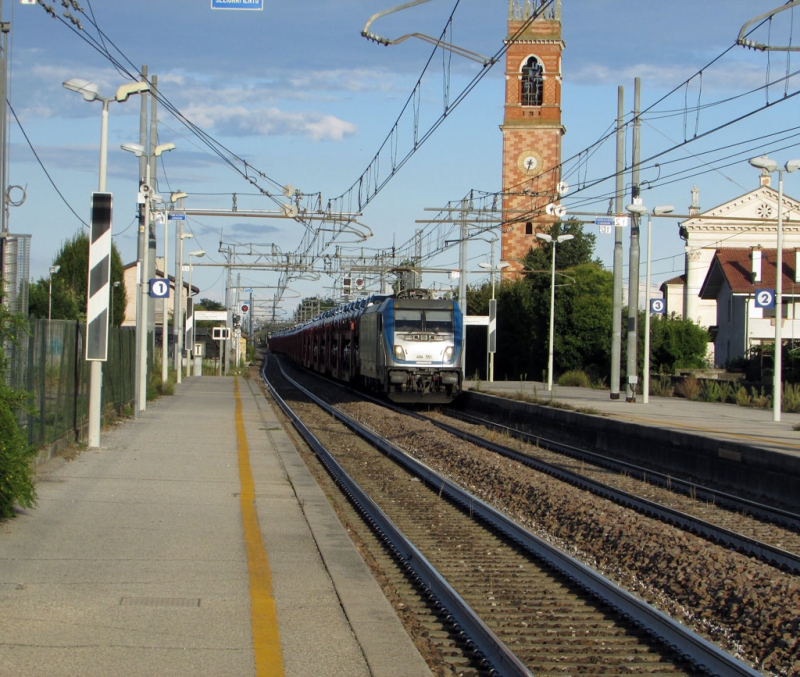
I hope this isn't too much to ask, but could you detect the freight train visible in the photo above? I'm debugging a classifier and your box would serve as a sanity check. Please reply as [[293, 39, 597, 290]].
[[268, 291, 463, 403]]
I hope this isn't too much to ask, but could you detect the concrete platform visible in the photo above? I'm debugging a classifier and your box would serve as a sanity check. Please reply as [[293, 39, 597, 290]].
[[464, 380, 800, 457], [0, 376, 432, 677]]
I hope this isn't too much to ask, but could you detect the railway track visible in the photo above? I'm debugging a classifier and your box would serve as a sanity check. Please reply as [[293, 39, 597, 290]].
[[262, 355, 765, 676], [420, 410, 800, 573]]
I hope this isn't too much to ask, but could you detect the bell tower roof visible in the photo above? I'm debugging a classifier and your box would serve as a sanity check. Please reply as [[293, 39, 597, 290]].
[[509, 0, 561, 21]]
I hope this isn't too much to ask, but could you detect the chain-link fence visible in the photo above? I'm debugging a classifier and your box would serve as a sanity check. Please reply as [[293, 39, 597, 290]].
[[9, 319, 136, 448]]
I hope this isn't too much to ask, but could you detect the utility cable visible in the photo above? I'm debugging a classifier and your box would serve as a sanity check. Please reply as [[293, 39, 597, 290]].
[[7, 99, 88, 228]]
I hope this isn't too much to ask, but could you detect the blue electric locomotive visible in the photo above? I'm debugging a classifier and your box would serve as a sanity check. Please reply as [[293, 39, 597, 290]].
[[268, 292, 463, 403]]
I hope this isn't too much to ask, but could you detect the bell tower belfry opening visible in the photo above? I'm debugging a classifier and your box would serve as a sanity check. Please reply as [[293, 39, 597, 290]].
[[501, 0, 565, 277]]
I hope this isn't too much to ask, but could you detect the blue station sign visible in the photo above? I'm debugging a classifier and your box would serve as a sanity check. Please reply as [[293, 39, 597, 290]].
[[211, 0, 263, 9]]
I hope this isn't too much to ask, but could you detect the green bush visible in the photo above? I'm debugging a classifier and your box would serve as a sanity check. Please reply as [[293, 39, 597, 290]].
[[649, 374, 674, 397], [557, 370, 590, 388], [735, 386, 752, 407], [782, 383, 800, 413], [700, 380, 733, 403], [0, 383, 36, 519], [675, 376, 700, 400], [750, 387, 770, 409]]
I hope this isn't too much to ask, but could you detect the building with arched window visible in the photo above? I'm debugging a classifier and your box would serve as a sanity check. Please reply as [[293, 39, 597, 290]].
[[501, 0, 564, 277]]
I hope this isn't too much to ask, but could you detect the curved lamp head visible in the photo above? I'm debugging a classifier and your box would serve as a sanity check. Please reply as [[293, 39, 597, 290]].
[[115, 81, 149, 102], [626, 203, 648, 215], [121, 142, 145, 157], [189, 250, 206, 259], [749, 155, 779, 172], [63, 78, 100, 102], [154, 142, 175, 156]]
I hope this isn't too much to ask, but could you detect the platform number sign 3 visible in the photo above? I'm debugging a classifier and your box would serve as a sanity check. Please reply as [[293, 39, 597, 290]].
[[755, 289, 776, 309], [649, 298, 666, 314]]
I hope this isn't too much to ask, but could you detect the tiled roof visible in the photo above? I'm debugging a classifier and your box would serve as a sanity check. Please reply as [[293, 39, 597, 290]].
[[699, 248, 800, 299], [661, 274, 685, 286]]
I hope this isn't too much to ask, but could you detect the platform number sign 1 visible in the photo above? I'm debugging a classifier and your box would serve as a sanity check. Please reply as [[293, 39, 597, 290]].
[[755, 289, 776, 309], [649, 298, 666, 314], [149, 279, 170, 298]]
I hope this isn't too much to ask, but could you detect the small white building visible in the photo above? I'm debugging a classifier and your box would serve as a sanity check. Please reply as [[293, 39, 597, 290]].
[[699, 247, 800, 366], [663, 172, 800, 366]]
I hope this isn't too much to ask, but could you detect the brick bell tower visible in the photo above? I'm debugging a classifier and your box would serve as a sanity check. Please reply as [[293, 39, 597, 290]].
[[501, 0, 565, 278]]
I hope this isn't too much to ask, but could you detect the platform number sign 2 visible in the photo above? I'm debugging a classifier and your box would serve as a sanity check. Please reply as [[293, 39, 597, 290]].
[[755, 289, 776, 309]]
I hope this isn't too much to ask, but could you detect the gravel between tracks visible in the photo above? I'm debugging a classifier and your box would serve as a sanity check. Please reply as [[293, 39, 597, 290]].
[[332, 399, 800, 676]]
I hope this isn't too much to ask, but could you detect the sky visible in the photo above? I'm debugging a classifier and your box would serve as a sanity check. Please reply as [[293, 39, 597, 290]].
[[5, 0, 800, 322]]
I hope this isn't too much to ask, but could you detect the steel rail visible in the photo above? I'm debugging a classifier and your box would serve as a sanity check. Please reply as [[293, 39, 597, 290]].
[[261, 357, 532, 677], [447, 409, 800, 532], [265, 357, 762, 677], [419, 412, 800, 574]]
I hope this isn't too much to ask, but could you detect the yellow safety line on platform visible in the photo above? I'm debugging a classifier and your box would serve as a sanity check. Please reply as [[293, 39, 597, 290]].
[[234, 377, 285, 676]]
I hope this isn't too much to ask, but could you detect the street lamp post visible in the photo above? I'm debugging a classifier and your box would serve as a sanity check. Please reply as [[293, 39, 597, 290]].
[[159, 209, 169, 385], [478, 237, 509, 382], [62, 77, 149, 448], [187, 249, 205, 376], [627, 203, 675, 404], [121, 141, 176, 414], [175, 231, 193, 384], [48, 265, 60, 321], [536, 231, 574, 390], [748, 155, 800, 422]]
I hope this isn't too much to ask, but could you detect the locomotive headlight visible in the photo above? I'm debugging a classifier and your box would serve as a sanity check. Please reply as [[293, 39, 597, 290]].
[[393, 345, 406, 360], [443, 346, 454, 361]]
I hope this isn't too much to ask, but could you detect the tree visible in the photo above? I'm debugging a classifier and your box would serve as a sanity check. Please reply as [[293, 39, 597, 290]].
[[493, 278, 539, 380], [646, 312, 710, 373], [512, 220, 612, 380], [521, 219, 599, 273], [195, 298, 225, 311], [28, 230, 127, 325]]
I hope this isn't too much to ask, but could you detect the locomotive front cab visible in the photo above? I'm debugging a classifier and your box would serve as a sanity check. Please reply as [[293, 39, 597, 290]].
[[383, 298, 462, 402]]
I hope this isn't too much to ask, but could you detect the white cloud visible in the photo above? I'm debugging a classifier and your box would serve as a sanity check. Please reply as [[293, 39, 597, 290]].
[[182, 103, 357, 141]]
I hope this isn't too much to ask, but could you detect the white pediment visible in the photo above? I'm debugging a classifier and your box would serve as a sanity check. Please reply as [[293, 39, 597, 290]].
[[681, 186, 800, 235]]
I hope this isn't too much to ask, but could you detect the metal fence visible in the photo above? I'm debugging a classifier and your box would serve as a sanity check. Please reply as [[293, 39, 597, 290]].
[[9, 319, 137, 448]]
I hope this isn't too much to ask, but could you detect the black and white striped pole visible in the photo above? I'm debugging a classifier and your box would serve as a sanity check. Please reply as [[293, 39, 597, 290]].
[[86, 192, 112, 447]]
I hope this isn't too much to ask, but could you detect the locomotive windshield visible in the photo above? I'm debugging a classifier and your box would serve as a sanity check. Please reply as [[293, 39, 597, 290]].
[[394, 308, 453, 333], [395, 309, 423, 331], [424, 310, 453, 333]]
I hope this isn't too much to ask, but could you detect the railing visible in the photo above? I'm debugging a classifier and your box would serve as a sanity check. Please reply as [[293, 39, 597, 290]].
[[7, 319, 137, 448]]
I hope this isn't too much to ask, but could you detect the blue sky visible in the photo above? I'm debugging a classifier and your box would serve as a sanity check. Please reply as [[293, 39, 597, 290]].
[[7, 0, 800, 319]]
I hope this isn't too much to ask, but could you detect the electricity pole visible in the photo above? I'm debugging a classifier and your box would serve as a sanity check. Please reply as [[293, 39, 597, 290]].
[[626, 77, 642, 402]]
